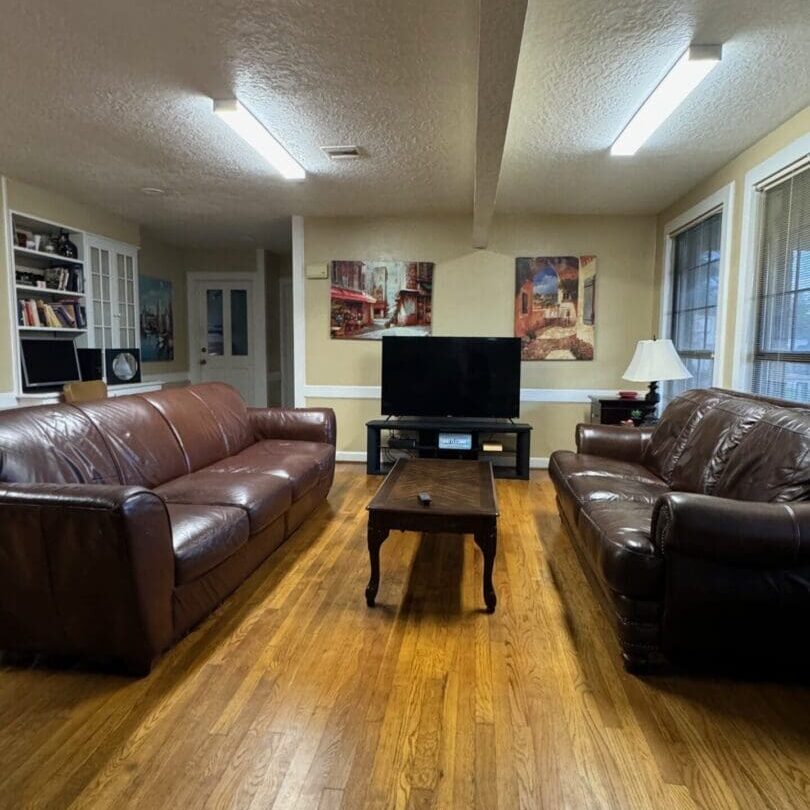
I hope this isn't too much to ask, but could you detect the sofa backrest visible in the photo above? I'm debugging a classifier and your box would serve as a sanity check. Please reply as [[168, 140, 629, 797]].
[[643, 389, 729, 484], [648, 388, 810, 502], [142, 383, 252, 472], [0, 382, 253, 487], [0, 404, 121, 484], [75, 397, 188, 488], [714, 406, 810, 502]]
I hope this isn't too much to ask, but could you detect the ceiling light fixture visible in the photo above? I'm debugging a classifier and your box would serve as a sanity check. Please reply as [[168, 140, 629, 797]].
[[213, 99, 305, 180], [610, 44, 722, 157]]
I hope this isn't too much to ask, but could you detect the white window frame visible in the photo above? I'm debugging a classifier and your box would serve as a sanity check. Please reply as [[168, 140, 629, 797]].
[[85, 234, 140, 354], [659, 181, 735, 388], [732, 133, 810, 392]]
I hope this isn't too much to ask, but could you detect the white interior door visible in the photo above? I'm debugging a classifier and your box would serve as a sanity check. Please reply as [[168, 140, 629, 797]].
[[195, 280, 255, 404]]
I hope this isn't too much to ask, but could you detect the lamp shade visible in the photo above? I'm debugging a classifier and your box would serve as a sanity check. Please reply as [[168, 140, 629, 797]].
[[622, 339, 692, 383]]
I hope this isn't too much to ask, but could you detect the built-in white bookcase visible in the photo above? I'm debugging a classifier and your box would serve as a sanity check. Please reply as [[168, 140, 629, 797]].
[[6, 209, 142, 398], [7, 211, 90, 395]]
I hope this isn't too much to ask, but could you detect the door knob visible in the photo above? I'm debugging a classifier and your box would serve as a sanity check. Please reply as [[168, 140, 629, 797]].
[[200, 359, 207, 365]]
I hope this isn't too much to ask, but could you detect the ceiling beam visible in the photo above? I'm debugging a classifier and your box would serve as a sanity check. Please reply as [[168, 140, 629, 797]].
[[472, 0, 528, 249]]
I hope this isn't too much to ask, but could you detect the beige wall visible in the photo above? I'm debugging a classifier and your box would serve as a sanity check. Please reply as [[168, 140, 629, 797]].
[[303, 213, 657, 457], [653, 105, 810, 386], [139, 231, 189, 375], [182, 248, 257, 274]]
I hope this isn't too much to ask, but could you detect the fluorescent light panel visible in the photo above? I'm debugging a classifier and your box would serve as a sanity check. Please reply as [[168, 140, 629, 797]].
[[611, 45, 722, 157], [213, 99, 305, 180]]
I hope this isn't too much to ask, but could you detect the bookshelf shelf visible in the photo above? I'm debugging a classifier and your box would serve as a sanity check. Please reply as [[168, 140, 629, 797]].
[[19, 326, 87, 334], [15, 284, 86, 298], [13, 246, 84, 267]]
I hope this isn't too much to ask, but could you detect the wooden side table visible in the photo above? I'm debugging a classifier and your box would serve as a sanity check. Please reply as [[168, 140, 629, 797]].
[[589, 395, 656, 426]]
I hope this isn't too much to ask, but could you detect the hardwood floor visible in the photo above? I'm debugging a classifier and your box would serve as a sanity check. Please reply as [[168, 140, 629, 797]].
[[1, 464, 809, 809]]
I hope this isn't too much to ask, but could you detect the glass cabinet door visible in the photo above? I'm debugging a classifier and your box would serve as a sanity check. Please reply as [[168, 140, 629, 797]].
[[117, 253, 137, 347], [90, 244, 113, 351], [87, 236, 139, 353]]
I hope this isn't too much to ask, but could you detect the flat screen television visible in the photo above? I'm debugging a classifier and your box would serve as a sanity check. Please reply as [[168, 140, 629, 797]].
[[381, 336, 521, 418], [20, 338, 81, 389]]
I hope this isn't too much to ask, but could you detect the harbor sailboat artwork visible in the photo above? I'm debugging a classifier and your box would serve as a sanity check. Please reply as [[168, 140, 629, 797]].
[[139, 275, 174, 361]]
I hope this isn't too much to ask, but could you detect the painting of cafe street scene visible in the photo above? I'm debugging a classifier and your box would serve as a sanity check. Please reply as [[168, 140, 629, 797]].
[[329, 260, 434, 339], [514, 255, 596, 360]]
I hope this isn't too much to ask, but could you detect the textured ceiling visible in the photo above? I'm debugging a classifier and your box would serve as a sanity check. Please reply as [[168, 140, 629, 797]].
[[498, 0, 810, 214], [0, 0, 807, 248], [0, 0, 478, 248]]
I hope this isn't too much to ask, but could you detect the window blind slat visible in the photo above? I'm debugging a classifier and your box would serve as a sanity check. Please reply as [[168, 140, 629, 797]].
[[665, 212, 722, 400], [752, 165, 810, 402]]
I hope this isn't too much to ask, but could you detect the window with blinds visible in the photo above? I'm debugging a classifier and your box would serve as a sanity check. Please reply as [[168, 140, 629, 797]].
[[752, 165, 810, 402], [665, 211, 722, 399]]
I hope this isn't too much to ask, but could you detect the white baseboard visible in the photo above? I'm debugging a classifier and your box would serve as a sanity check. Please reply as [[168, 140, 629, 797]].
[[530, 457, 550, 469], [336, 451, 367, 463]]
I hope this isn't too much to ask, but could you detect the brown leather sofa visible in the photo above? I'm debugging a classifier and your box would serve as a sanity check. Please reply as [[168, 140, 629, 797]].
[[0, 383, 336, 674], [550, 388, 810, 672]]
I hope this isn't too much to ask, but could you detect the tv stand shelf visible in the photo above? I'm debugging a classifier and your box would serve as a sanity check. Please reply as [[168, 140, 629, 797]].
[[366, 417, 532, 480]]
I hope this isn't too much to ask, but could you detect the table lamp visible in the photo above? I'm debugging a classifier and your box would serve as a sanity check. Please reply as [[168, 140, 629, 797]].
[[622, 338, 691, 408]]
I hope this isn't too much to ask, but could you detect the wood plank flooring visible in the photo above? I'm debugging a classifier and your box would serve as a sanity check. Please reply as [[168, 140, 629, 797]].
[[1, 464, 809, 809]]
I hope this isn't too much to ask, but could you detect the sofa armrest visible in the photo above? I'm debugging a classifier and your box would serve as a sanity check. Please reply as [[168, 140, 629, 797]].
[[653, 492, 810, 567], [248, 407, 337, 446], [575, 423, 655, 464], [0, 483, 175, 674]]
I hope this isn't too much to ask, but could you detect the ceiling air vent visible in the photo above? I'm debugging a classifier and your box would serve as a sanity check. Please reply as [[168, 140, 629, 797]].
[[321, 145, 363, 160]]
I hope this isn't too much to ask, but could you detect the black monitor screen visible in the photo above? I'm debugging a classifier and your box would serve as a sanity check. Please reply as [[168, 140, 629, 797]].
[[21, 338, 81, 388], [381, 336, 521, 418]]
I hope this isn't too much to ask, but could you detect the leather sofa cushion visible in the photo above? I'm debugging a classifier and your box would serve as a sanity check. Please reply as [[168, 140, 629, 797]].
[[715, 407, 810, 502], [577, 501, 663, 597], [549, 450, 665, 487], [0, 404, 120, 484], [669, 396, 771, 494], [167, 503, 249, 584], [203, 439, 335, 498], [75, 398, 187, 487], [643, 389, 729, 484], [203, 443, 323, 500], [256, 439, 336, 478], [156, 471, 292, 534], [143, 386, 246, 472], [567, 474, 668, 507]]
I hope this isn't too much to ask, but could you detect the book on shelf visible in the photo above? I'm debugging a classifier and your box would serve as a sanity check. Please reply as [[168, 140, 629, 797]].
[[17, 298, 84, 329]]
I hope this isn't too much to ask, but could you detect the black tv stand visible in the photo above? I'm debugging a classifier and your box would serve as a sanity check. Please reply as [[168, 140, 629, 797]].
[[366, 416, 532, 480]]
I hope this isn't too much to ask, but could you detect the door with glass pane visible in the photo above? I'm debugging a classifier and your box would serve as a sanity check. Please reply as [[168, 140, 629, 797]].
[[665, 212, 722, 400], [196, 281, 254, 404]]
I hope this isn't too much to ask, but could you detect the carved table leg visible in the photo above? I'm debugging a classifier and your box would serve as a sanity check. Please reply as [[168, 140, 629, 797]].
[[366, 524, 390, 607], [474, 524, 497, 613]]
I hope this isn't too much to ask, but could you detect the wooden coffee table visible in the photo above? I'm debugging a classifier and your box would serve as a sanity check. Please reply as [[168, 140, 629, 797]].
[[365, 458, 499, 612]]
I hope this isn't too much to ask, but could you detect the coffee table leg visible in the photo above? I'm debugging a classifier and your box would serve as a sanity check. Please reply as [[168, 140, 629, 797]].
[[366, 526, 389, 607], [474, 526, 497, 613]]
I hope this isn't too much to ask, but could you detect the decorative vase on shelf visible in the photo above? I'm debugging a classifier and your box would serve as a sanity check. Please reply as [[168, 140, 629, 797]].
[[56, 230, 78, 259]]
